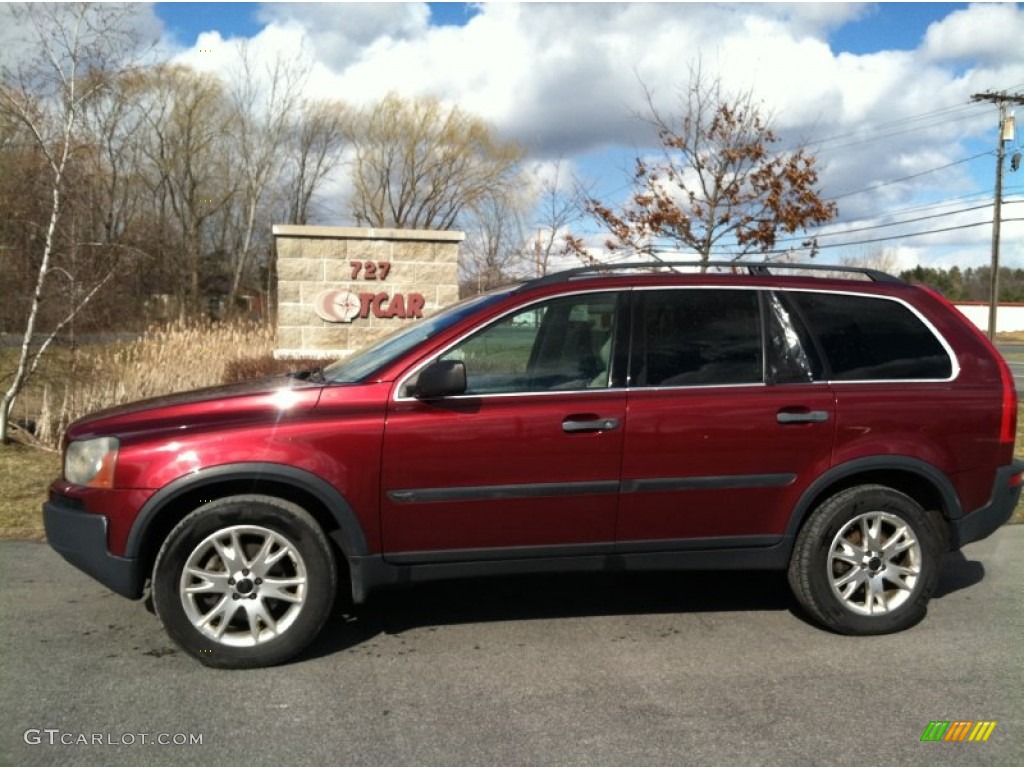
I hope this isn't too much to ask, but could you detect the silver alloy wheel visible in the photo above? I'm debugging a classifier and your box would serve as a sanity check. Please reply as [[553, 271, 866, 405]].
[[179, 525, 308, 648], [827, 511, 922, 616]]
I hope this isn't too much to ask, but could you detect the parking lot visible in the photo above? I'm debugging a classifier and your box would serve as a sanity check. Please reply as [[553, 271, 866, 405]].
[[1, 527, 1021, 766]]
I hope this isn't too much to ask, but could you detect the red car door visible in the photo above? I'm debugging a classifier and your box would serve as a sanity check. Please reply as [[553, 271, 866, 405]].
[[616, 288, 835, 544], [380, 291, 628, 558]]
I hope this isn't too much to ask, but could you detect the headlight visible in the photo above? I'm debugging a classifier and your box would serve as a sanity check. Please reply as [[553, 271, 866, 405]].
[[65, 437, 119, 488]]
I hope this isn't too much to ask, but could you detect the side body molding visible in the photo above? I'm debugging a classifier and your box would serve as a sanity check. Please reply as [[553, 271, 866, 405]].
[[125, 463, 370, 560]]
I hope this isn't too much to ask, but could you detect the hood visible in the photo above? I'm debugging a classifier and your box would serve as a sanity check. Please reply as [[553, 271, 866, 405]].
[[65, 375, 325, 443]]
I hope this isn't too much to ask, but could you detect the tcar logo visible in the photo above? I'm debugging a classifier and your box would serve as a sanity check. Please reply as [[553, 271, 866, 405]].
[[314, 289, 426, 323]]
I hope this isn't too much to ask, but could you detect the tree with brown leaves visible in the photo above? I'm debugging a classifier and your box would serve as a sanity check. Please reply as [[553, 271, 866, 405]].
[[576, 67, 837, 265]]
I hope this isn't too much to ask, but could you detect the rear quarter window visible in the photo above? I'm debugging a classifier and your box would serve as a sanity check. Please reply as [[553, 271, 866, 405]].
[[788, 292, 952, 381]]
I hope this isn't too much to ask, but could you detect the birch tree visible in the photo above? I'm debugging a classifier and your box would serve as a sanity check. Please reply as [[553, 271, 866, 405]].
[[0, 2, 144, 444]]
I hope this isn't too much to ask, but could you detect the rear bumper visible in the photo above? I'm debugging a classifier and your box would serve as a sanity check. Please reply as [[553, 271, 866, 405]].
[[43, 497, 144, 599], [951, 460, 1024, 549]]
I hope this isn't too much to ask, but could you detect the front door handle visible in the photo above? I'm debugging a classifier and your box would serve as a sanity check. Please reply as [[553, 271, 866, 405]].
[[777, 410, 829, 424], [563, 417, 620, 433]]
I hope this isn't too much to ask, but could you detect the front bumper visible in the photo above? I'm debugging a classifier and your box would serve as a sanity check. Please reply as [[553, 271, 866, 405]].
[[43, 496, 144, 599], [951, 460, 1024, 549]]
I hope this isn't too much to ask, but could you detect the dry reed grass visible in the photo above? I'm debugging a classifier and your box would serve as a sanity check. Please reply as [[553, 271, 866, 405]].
[[34, 320, 273, 448]]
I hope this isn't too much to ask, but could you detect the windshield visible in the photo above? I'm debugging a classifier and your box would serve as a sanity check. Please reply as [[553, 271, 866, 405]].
[[321, 289, 514, 383]]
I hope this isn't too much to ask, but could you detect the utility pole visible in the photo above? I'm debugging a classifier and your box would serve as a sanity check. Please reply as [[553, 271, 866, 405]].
[[971, 90, 1024, 339]]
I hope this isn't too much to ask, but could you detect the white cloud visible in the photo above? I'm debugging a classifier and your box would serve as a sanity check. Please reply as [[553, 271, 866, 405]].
[[5, 2, 1023, 267], [256, 2, 431, 69], [923, 3, 1024, 64]]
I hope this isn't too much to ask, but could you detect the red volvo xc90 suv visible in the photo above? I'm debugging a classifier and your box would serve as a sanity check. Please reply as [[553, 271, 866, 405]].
[[44, 262, 1022, 667]]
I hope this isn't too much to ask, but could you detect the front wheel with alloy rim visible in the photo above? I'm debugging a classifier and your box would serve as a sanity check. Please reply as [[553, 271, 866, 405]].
[[788, 485, 942, 635], [152, 495, 337, 668]]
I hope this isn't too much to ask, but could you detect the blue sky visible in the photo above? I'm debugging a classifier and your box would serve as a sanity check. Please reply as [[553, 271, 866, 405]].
[[154, 3, 966, 54], [135, 3, 1024, 268]]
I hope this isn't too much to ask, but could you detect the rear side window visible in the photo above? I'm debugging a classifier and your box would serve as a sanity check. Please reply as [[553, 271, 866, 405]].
[[788, 292, 952, 381], [633, 289, 762, 387]]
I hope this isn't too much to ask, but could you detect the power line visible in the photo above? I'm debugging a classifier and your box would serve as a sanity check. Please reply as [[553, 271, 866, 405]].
[[778, 100, 987, 157], [827, 152, 992, 200], [767, 218, 1024, 253], [774, 203, 993, 244], [800, 107, 986, 156]]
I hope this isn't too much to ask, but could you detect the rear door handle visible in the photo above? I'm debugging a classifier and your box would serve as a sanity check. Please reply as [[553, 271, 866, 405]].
[[777, 410, 829, 424], [563, 417, 620, 433]]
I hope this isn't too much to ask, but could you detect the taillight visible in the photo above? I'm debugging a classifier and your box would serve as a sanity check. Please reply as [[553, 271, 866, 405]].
[[998, 353, 1018, 446]]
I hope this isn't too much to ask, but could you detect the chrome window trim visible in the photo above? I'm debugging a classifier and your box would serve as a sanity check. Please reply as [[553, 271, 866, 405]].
[[777, 287, 960, 384], [393, 284, 959, 402], [393, 287, 625, 403]]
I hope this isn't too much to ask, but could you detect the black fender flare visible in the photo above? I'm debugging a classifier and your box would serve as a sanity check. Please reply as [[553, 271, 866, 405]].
[[124, 463, 369, 560], [784, 455, 963, 544]]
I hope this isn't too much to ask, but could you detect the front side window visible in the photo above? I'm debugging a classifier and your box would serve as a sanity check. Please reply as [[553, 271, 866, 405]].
[[633, 289, 763, 387], [438, 292, 620, 395], [788, 292, 953, 381]]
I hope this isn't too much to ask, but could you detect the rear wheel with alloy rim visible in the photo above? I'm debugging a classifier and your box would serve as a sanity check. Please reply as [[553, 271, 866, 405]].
[[153, 495, 337, 668], [788, 485, 942, 634]]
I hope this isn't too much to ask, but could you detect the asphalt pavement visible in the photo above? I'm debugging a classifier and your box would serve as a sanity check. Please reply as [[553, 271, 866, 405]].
[[1, 528, 1022, 766]]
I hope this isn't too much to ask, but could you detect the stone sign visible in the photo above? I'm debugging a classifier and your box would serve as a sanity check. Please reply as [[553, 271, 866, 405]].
[[272, 225, 463, 359]]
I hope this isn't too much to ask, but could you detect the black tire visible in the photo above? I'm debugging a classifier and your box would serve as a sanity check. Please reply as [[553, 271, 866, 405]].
[[788, 485, 942, 635], [152, 494, 337, 669]]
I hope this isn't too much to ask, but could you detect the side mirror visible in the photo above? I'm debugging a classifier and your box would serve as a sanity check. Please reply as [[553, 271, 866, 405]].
[[414, 360, 467, 399]]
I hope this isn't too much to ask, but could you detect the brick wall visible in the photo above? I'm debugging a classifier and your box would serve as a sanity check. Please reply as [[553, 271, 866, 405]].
[[273, 225, 463, 359]]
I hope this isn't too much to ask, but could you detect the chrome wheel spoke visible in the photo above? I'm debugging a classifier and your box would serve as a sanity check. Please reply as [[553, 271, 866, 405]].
[[833, 567, 864, 591], [184, 567, 231, 595], [882, 563, 918, 587], [247, 536, 276, 573], [865, 575, 887, 613], [212, 532, 244, 572], [196, 595, 236, 639], [882, 527, 916, 557], [832, 538, 863, 565], [245, 599, 278, 641], [260, 576, 305, 603]]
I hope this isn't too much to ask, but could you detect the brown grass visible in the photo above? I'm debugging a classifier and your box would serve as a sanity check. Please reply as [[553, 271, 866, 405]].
[[0, 442, 60, 540], [31, 320, 274, 447]]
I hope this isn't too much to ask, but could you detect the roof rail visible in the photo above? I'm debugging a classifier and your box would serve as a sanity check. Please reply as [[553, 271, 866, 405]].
[[517, 260, 903, 291]]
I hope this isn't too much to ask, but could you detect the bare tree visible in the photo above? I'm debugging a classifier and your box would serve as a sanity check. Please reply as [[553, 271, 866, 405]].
[[575, 65, 837, 266], [459, 190, 529, 294], [0, 2, 144, 444], [348, 93, 523, 230], [529, 159, 587, 277], [225, 42, 308, 306], [839, 248, 900, 274], [283, 98, 348, 226], [138, 64, 235, 314]]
